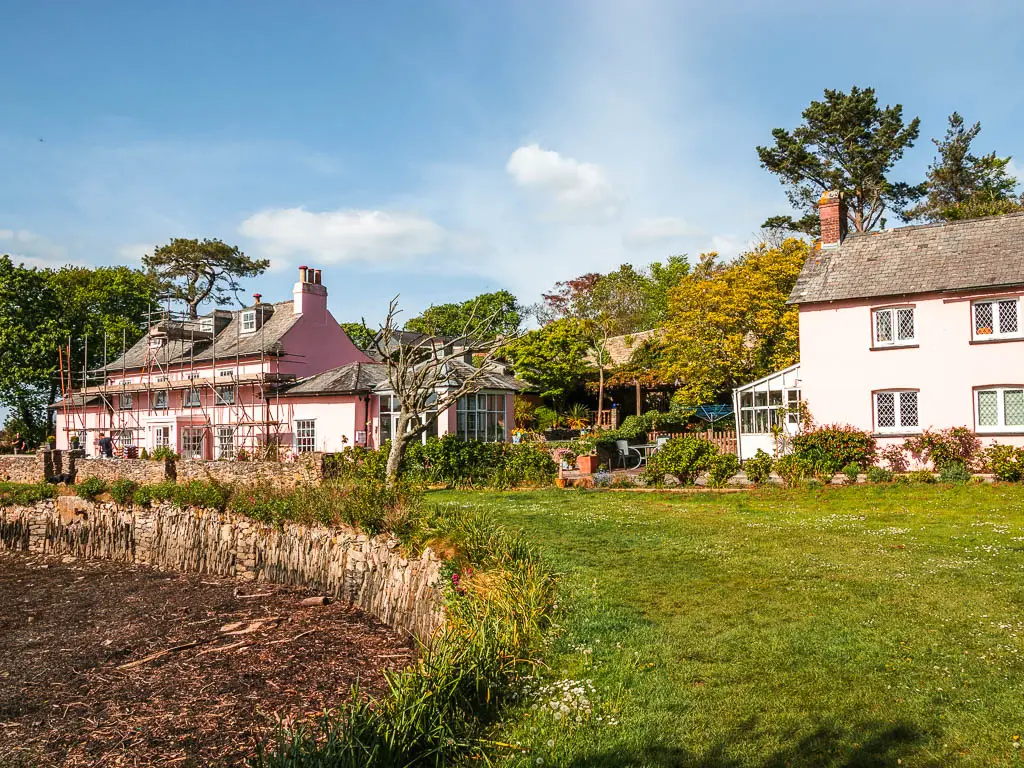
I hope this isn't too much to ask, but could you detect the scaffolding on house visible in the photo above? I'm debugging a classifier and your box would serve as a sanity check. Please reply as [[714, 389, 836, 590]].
[[56, 300, 297, 460]]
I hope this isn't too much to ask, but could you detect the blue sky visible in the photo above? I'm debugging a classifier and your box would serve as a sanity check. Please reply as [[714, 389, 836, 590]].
[[2, 0, 1022, 325]]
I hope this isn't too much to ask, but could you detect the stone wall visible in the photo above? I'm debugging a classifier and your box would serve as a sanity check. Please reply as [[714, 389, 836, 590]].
[[71, 457, 171, 485], [0, 450, 325, 491], [175, 453, 323, 489], [0, 499, 443, 641], [0, 455, 43, 483]]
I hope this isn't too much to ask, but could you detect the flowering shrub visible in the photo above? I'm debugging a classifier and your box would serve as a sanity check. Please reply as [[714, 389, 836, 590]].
[[643, 436, 717, 486], [979, 443, 1024, 482], [775, 454, 814, 487], [878, 444, 909, 473], [904, 427, 981, 471], [792, 425, 876, 470], [744, 449, 774, 485]]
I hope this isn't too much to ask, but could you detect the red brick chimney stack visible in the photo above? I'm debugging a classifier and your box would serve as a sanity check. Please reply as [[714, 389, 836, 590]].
[[819, 190, 847, 248]]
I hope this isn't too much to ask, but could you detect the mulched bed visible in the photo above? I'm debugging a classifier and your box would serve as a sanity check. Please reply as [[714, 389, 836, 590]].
[[0, 552, 415, 767]]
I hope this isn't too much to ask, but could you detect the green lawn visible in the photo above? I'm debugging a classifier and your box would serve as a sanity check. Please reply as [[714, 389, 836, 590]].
[[431, 485, 1024, 767]]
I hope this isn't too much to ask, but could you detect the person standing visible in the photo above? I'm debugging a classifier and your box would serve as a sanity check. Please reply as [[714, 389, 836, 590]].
[[12, 433, 26, 454], [96, 432, 114, 458]]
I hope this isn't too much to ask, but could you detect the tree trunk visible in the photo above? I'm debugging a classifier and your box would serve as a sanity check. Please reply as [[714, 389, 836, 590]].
[[385, 412, 414, 487], [635, 379, 641, 416], [597, 366, 605, 430]]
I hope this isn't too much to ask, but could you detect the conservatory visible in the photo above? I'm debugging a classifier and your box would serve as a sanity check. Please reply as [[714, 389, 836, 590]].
[[732, 364, 801, 462]]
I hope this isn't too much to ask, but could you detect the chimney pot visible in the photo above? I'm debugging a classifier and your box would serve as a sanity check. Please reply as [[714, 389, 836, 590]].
[[299, 266, 309, 283], [314, 269, 322, 285], [253, 293, 262, 304], [818, 190, 847, 248]]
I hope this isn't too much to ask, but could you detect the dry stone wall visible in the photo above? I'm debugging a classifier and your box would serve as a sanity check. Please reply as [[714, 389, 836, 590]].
[[0, 499, 443, 641], [0, 456, 42, 483], [3, 450, 326, 491]]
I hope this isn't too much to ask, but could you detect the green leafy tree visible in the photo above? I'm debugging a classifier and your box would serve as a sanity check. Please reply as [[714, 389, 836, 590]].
[[502, 318, 594, 410], [0, 258, 158, 442], [405, 290, 522, 341], [757, 86, 923, 235], [661, 239, 809, 406], [905, 112, 1022, 223], [142, 238, 269, 319], [339, 321, 376, 350]]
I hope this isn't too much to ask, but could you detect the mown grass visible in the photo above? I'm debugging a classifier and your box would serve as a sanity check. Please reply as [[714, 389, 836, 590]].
[[431, 484, 1024, 767]]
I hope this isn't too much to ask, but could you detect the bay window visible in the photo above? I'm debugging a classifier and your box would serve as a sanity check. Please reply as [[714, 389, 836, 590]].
[[457, 393, 507, 442]]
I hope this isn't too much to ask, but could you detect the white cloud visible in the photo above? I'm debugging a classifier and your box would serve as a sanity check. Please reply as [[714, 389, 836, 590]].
[[506, 144, 622, 220], [0, 229, 74, 268], [115, 242, 157, 264], [1006, 159, 1020, 185], [709, 235, 744, 258], [238, 208, 447, 264], [622, 217, 698, 248]]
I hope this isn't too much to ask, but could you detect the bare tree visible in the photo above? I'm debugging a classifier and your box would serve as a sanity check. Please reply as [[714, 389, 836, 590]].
[[372, 296, 521, 486]]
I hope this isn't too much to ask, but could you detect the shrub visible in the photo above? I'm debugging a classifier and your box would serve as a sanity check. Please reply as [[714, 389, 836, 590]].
[[939, 462, 973, 485], [878, 444, 909, 473], [172, 480, 231, 510], [109, 479, 139, 506], [866, 466, 894, 484], [534, 406, 561, 431], [643, 436, 717, 486], [775, 454, 814, 487], [645, 409, 690, 433], [139, 447, 150, 460], [609, 414, 651, 442], [904, 427, 981, 471], [705, 453, 739, 488], [906, 469, 937, 484], [75, 476, 108, 501], [979, 443, 1024, 482], [230, 486, 295, 526], [150, 446, 177, 462], [792, 425, 876, 469], [323, 446, 389, 483], [841, 462, 861, 485], [0, 482, 57, 506], [744, 449, 774, 485]]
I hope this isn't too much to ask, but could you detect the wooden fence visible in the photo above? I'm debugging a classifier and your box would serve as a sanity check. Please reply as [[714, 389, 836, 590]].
[[648, 429, 738, 456]]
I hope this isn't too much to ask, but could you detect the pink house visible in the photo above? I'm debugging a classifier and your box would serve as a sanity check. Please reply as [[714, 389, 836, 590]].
[[735, 192, 1024, 458], [56, 267, 521, 458]]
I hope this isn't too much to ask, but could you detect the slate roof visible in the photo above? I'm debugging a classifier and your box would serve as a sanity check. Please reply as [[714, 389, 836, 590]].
[[281, 360, 525, 397], [789, 212, 1024, 305], [103, 302, 299, 372]]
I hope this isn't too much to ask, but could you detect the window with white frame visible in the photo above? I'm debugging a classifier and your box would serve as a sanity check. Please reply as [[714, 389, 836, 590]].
[[241, 310, 257, 333], [154, 426, 170, 450], [216, 385, 235, 405], [295, 419, 316, 452], [218, 369, 234, 378], [456, 393, 506, 442], [216, 426, 235, 459], [786, 389, 801, 426], [199, 317, 214, 333], [183, 387, 201, 407], [153, 389, 169, 409], [973, 298, 1021, 340], [118, 393, 133, 410], [379, 394, 437, 444], [739, 389, 798, 434], [874, 390, 920, 433], [872, 306, 916, 347], [976, 387, 1024, 432], [181, 427, 205, 459]]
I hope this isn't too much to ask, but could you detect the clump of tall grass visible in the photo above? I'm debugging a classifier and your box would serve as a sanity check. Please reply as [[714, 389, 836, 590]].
[[250, 503, 557, 768]]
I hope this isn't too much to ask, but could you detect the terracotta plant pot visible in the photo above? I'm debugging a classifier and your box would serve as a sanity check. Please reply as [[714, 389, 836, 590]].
[[555, 478, 567, 488], [576, 454, 597, 475]]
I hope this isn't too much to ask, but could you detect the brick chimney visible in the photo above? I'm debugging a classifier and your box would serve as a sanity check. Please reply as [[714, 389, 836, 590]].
[[819, 190, 847, 248], [293, 265, 327, 323]]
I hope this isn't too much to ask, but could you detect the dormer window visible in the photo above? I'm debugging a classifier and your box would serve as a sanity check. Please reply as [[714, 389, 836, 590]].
[[973, 298, 1021, 340], [872, 306, 915, 348], [241, 310, 257, 333]]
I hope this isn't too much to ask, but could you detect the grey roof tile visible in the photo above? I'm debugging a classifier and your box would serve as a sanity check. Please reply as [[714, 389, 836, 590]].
[[789, 212, 1024, 304]]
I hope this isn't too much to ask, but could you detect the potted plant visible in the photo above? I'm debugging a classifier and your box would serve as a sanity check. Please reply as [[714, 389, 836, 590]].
[[574, 436, 598, 474]]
